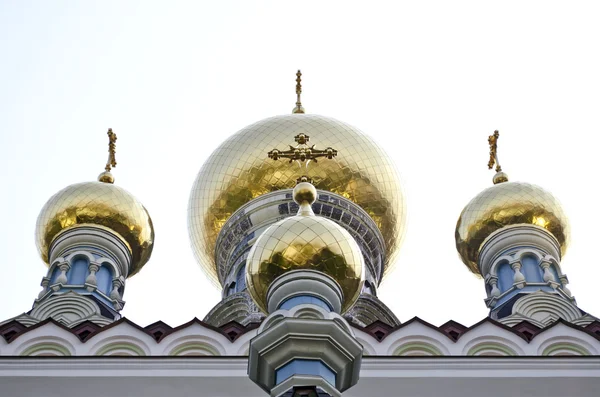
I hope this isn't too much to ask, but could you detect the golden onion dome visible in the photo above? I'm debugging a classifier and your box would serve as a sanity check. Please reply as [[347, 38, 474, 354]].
[[455, 180, 570, 275], [35, 178, 154, 277], [188, 113, 406, 286], [245, 182, 365, 313]]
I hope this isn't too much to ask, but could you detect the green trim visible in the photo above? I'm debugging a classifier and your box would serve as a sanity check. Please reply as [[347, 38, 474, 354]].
[[96, 343, 145, 356], [543, 343, 589, 356], [21, 343, 71, 356], [170, 343, 220, 356], [394, 342, 442, 356], [468, 343, 515, 356]]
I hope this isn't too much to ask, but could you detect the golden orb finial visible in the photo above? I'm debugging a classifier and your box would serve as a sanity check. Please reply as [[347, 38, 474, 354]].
[[293, 181, 317, 216], [98, 128, 117, 184], [292, 70, 305, 114], [488, 130, 508, 184]]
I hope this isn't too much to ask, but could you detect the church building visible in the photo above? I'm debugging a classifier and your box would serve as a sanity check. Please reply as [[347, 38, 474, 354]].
[[1, 72, 599, 397]]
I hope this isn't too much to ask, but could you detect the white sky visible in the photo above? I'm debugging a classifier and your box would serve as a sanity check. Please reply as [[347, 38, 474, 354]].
[[1, 1, 599, 328]]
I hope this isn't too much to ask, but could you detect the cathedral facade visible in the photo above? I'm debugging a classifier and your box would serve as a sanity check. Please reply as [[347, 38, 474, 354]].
[[1, 72, 599, 397]]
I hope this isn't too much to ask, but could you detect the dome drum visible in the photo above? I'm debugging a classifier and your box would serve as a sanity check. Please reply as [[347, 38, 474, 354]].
[[48, 225, 132, 279], [215, 189, 385, 290], [478, 224, 562, 278]]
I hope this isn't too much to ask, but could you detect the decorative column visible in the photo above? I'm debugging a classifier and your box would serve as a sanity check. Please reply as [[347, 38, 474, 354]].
[[37, 277, 50, 300], [85, 263, 99, 289], [511, 261, 525, 288], [54, 262, 70, 286], [488, 277, 500, 298], [560, 275, 572, 297]]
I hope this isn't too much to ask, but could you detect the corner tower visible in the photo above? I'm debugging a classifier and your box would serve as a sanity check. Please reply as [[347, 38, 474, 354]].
[[455, 131, 595, 327], [5, 129, 155, 327]]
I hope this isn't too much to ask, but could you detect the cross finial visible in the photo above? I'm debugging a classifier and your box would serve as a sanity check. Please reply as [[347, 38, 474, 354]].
[[98, 128, 117, 183], [105, 128, 117, 172], [488, 130, 508, 184], [292, 70, 305, 114]]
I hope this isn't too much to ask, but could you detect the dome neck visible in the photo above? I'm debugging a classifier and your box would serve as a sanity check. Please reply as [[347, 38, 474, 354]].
[[493, 171, 509, 184], [265, 270, 343, 314], [297, 201, 314, 216]]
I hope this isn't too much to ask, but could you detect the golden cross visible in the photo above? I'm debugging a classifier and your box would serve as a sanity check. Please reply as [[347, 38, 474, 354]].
[[487, 130, 502, 172], [268, 133, 338, 166], [105, 128, 117, 172]]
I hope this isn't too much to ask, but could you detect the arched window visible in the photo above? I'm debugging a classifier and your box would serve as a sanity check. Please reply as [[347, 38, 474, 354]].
[[235, 265, 246, 293], [227, 282, 236, 296], [521, 255, 543, 283], [49, 266, 61, 284], [497, 261, 513, 292], [96, 265, 113, 295], [362, 281, 374, 295], [68, 258, 88, 285]]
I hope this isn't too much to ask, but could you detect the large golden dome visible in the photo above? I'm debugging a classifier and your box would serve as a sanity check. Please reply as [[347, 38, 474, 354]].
[[455, 181, 570, 275], [36, 180, 154, 276], [245, 183, 365, 313], [188, 114, 406, 286]]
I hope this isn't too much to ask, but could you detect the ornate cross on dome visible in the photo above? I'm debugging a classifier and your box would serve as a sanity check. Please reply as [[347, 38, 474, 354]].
[[487, 130, 501, 172], [105, 128, 117, 172], [267, 133, 338, 165], [98, 128, 118, 184], [488, 130, 508, 184]]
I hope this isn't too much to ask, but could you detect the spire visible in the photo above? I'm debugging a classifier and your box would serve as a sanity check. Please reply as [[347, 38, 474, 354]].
[[488, 130, 508, 184], [98, 128, 117, 184], [292, 70, 305, 114]]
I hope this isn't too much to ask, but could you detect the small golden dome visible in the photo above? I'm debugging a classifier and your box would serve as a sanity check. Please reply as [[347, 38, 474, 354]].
[[245, 182, 365, 313], [35, 181, 154, 276], [455, 181, 570, 275], [188, 114, 406, 286]]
